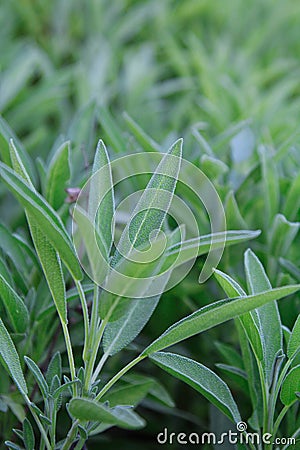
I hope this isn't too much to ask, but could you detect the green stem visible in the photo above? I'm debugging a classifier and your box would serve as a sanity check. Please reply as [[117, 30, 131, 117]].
[[61, 420, 79, 450], [257, 361, 269, 435], [75, 280, 90, 363], [91, 352, 109, 384], [74, 435, 86, 450], [83, 317, 108, 393], [95, 354, 147, 401], [272, 405, 290, 437], [62, 322, 77, 396], [25, 396, 52, 450], [84, 295, 121, 392], [267, 358, 292, 435]]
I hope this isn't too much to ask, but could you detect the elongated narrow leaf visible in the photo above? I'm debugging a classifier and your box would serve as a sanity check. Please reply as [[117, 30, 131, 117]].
[[214, 268, 264, 361], [0, 163, 82, 280], [166, 230, 261, 269], [102, 380, 154, 407], [214, 270, 264, 429], [103, 297, 160, 355], [123, 112, 160, 152], [23, 418, 35, 450], [288, 316, 300, 359], [269, 214, 299, 258], [24, 357, 48, 400], [150, 352, 241, 422], [258, 145, 279, 225], [9, 143, 68, 323], [0, 224, 28, 274], [0, 319, 27, 395], [112, 138, 182, 266], [102, 227, 183, 353], [88, 139, 114, 259], [279, 258, 300, 282], [68, 398, 145, 429], [100, 140, 182, 319], [0, 274, 29, 333], [45, 141, 70, 210], [280, 365, 300, 406], [28, 220, 67, 323], [0, 115, 36, 183], [283, 171, 300, 221], [244, 249, 282, 384], [97, 107, 126, 154], [143, 285, 300, 355]]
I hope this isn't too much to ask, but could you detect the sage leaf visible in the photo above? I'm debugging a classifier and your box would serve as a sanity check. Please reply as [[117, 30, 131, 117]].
[[45, 141, 71, 210], [0, 274, 29, 333], [68, 398, 145, 429], [150, 352, 241, 422], [0, 319, 27, 396], [280, 365, 300, 406], [0, 163, 82, 280], [244, 249, 282, 384], [23, 418, 35, 450], [288, 315, 300, 359], [143, 285, 300, 355], [24, 356, 48, 400]]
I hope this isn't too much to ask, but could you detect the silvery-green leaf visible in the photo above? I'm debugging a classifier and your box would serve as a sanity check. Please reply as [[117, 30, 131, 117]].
[[244, 249, 282, 384], [0, 163, 82, 280], [68, 398, 145, 429], [280, 365, 300, 406], [150, 352, 241, 422], [0, 274, 29, 333], [143, 285, 300, 355], [288, 315, 300, 359], [0, 319, 27, 396], [45, 141, 70, 210]]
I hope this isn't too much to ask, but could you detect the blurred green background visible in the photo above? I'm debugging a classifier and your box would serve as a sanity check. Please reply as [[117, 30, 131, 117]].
[[1, 0, 300, 448]]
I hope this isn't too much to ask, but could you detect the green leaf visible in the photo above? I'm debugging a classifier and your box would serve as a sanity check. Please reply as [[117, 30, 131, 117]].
[[23, 418, 35, 450], [45, 141, 71, 210], [97, 107, 126, 154], [269, 214, 300, 258], [0, 223, 28, 274], [0, 163, 82, 280], [28, 220, 67, 323], [0, 115, 36, 183], [244, 249, 282, 383], [112, 138, 182, 265], [0, 274, 29, 333], [68, 398, 145, 429], [123, 112, 160, 152], [200, 155, 228, 180], [24, 356, 48, 400], [102, 380, 154, 407], [280, 365, 300, 406], [100, 139, 183, 319], [288, 315, 300, 359], [225, 191, 247, 229], [88, 139, 114, 259], [283, 171, 300, 221], [0, 319, 27, 396], [279, 258, 300, 282], [258, 144, 279, 225], [9, 140, 67, 323], [150, 352, 241, 422], [166, 230, 261, 269], [46, 352, 62, 386], [103, 297, 160, 355], [143, 285, 300, 355]]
